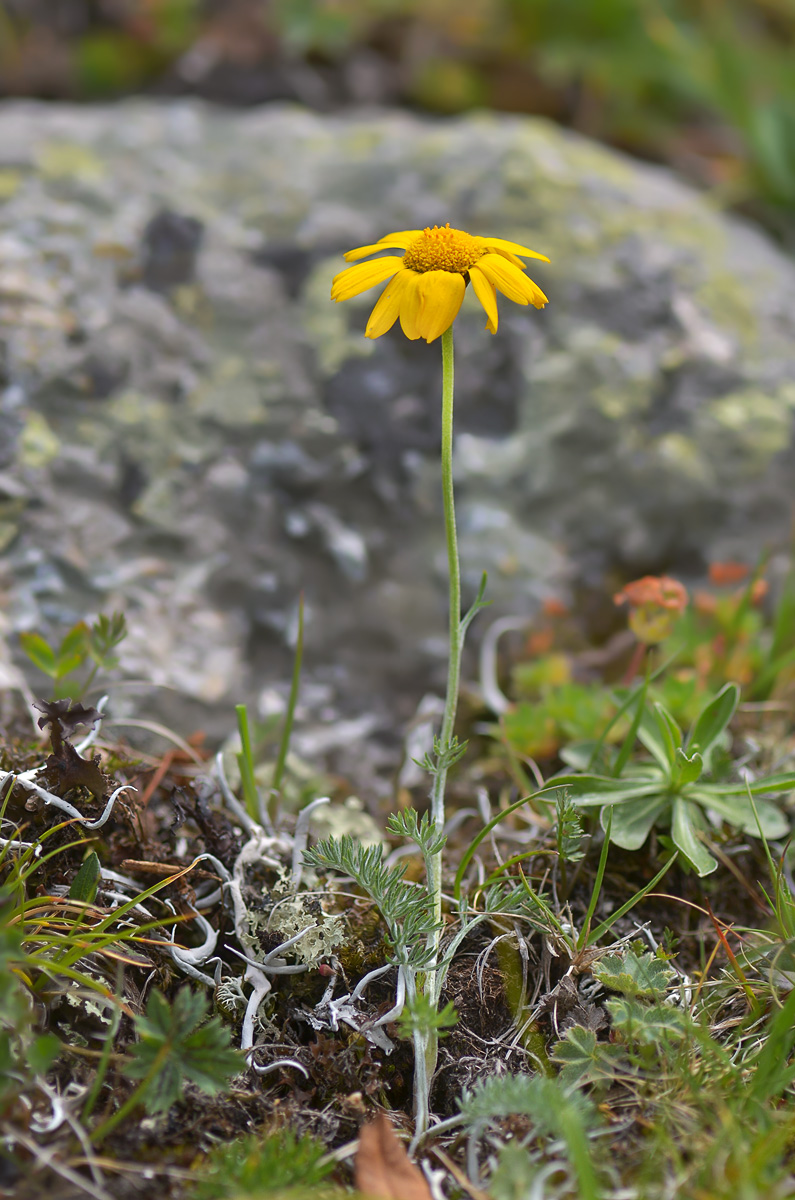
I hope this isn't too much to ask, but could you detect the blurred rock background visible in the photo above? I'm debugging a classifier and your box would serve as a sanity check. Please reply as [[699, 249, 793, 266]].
[[0, 1, 793, 793], [2, 0, 794, 242]]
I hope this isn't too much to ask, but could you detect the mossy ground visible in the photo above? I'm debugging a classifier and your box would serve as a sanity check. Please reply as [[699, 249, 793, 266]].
[[2, 574, 795, 1199]]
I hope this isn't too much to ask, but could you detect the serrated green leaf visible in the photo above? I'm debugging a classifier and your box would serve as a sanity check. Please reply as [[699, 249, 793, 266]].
[[672, 797, 717, 876], [606, 997, 687, 1044], [87, 611, 127, 666], [687, 683, 739, 761], [603, 794, 668, 850], [19, 633, 57, 677], [68, 851, 101, 904], [551, 1025, 623, 1090], [128, 988, 241, 1116], [594, 949, 674, 997]]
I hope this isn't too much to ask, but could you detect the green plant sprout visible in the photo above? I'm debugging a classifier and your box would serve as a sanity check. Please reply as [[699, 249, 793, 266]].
[[235, 594, 306, 828], [19, 612, 127, 701]]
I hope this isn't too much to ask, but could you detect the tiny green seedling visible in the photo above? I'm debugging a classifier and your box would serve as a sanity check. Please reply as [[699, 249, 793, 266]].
[[20, 612, 127, 700]]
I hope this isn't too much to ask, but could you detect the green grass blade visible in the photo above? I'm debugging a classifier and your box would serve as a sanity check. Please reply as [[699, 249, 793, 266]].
[[577, 808, 612, 952], [586, 852, 678, 946], [235, 703, 260, 823]]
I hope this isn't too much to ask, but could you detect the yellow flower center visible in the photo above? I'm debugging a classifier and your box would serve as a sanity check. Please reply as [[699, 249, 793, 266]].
[[402, 224, 483, 274]]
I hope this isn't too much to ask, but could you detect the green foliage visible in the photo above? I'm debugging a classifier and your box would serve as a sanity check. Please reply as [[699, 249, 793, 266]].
[[606, 996, 688, 1046], [551, 1025, 624, 1092], [0, 913, 61, 1106], [395, 993, 458, 1040], [126, 987, 242, 1115], [547, 682, 793, 875], [459, 1069, 591, 1126], [540, 945, 795, 1196], [271, 0, 795, 212], [489, 1142, 545, 1200], [234, 594, 305, 824], [500, 676, 619, 761], [555, 791, 586, 864], [19, 611, 127, 699], [67, 851, 101, 904], [304, 835, 442, 967], [386, 807, 447, 856], [192, 1128, 334, 1200], [593, 948, 674, 998], [235, 703, 261, 824], [415, 732, 469, 777], [459, 1073, 602, 1200]]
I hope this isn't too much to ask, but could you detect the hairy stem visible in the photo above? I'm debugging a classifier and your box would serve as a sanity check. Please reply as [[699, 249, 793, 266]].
[[429, 324, 461, 900], [415, 324, 461, 1138]]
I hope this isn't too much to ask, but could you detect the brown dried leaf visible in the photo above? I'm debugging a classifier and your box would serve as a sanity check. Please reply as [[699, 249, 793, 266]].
[[34, 698, 101, 757], [34, 698, 101, 735], [355, 1114, 432, 1200], [45, 740, 107, 801]]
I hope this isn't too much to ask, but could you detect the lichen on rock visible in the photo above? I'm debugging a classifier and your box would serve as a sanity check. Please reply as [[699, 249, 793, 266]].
[[2, 101, 794, 786]]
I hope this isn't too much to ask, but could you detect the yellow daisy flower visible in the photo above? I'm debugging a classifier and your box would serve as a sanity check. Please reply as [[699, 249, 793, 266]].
[[330, 223, 549, 343]]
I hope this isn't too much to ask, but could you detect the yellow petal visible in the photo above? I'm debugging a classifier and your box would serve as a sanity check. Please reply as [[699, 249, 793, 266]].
[[398, 271, 424, 340], [469, 264, 499, 333], [415, 270, 466, 342], [475, 253, 546, 307], [365, 269, 413, 338], [344, 244, 403, 263], [331, 256, 403, 301], [484, 249, 524, 268], [378, 229, 423, 244], [344, 230, 422, 261], [474, 236, 550, 263], [525, 278, 549, 309]]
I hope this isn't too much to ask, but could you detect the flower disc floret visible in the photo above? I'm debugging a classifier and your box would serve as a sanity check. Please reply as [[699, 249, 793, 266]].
[[330, 223, 550, 343], [402, 225, 483, 274]]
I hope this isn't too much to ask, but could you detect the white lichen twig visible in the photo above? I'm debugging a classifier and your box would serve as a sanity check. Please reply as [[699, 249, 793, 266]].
[[291, 795, 330, 888], [478, 614, 533, 715]]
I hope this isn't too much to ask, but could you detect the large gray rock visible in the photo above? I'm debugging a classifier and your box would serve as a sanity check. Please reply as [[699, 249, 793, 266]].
[[1, 101, 793, 781]]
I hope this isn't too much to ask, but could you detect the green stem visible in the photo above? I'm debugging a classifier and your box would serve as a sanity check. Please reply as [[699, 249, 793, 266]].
[[90, 1037, 171, 1143], [81, 971, 123, 1121], [415, 325, 461, 1137], [90, 1073, 152, 1144], [429, 325, 461, 904]]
